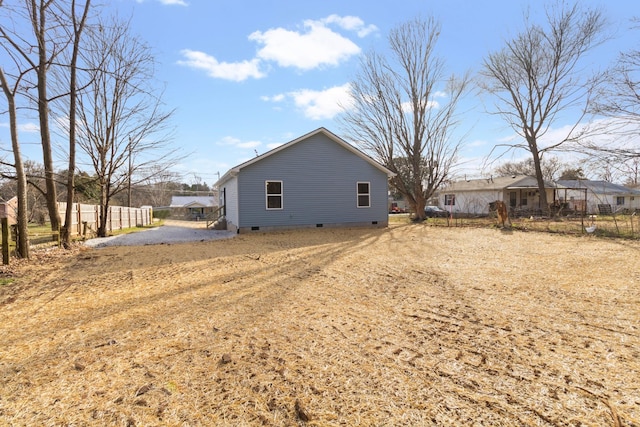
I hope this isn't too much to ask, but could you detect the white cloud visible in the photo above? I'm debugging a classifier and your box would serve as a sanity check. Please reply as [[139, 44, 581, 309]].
[[180, 15, 374, 80], [178, 14, 378, 80], [158, 0, 188, 5], [237, 140, 262, 149], [467, 139, 488, 148], [177, 50, 265, 82], [248, 17, 363, 70], [266, 142, 284, 150], [401, 100, 440, 113], [135, 0, 188, 4], [287, 83, 353, 120], [217, 136, 262, 149], [19, 122, 39, 133], [0, 122, 40, 133], [321, 15, 378, 38], [260, 94, 285, 102]]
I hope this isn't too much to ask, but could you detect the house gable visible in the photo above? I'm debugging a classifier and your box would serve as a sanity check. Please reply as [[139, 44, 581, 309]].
[[216, 128, 392, 232], [216, 128, 393, 186]]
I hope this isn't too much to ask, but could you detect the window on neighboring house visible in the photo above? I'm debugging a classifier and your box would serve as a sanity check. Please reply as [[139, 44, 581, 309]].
[[266, 180, 283, 209], [444, 194, 455, 206], [357, 182, 370, 208], [616, 196, 625, 206]]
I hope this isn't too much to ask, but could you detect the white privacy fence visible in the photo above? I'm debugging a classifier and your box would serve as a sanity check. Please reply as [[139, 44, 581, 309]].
[[57, 203, 152, 236]]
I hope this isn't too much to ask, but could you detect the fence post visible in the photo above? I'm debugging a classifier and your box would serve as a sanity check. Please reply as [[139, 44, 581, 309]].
[[2, 217, 9, 265], [76, 203, 81, 236]]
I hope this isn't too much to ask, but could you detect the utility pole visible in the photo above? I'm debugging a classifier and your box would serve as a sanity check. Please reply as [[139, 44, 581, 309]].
[[127, 136, 132, 207]]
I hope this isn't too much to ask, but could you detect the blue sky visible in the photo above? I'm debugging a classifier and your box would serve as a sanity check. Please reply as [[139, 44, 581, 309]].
[[1, 0, 637, 186]]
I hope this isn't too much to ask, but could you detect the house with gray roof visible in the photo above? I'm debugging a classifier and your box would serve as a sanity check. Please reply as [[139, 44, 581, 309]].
[[556, 180, 640, 214], [169, 195, 218, 220], [213, 127, 395, 233], [437, 175, 557, 215]]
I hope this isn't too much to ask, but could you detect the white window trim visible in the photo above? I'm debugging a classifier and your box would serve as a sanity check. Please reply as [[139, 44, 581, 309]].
[[265, 180, 283, 210], [357, 181, 370, 208]]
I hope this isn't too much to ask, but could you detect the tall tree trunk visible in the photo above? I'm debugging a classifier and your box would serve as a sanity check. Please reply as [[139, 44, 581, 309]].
[[0, 68, 30, 259], [62, 0, 92, 247], [97, 183, 109, 237], [529, 137, 549, 213], [34, 0, 60, 233]]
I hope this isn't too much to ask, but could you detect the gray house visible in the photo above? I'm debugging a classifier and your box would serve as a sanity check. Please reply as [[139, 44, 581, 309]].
[[214, 127, 394, 233]]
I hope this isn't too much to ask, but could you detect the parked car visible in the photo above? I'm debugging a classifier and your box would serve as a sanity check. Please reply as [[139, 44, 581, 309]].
[[425, 205, 448, 218], [389, 202, 406, 214]]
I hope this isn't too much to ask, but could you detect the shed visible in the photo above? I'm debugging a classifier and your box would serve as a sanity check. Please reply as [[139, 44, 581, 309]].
[[214, 127, 394, 233]]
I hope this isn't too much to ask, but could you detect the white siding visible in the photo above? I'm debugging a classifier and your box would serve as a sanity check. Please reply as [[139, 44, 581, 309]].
[[222, 176, 239, 231], [440, 190, 502, 215]]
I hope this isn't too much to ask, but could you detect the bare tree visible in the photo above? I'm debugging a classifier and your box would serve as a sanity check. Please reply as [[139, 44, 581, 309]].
[[0, 67, 29, 257], [583, 154, 640, 185], [139, 167, 181, 207], [480, 1, 607, 212], [493, 156, 565, 181], [75, 17, 176, 237], [0, 160, 48, 224], [341, 17, 469, 220], [557, 167, 587, 180], [579, 19, 640, 161], [0, 0, 71, 233], [60, 0, 91, 247]]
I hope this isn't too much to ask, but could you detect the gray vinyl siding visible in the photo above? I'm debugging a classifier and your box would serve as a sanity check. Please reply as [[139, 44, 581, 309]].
[[237, 133, 388, 229]]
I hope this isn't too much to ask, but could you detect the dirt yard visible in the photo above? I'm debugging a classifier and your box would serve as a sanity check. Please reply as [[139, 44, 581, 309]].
[[0, 223, 638, 426]]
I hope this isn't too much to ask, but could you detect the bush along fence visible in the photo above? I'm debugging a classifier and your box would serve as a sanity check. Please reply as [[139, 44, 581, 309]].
[[57, 202, 153, 238]]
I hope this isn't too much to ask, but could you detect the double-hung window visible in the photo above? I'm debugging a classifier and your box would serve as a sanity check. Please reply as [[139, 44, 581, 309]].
[[444, 194, 456, 206], [357, 182, 370, 208], [266, 180, 283, 209]]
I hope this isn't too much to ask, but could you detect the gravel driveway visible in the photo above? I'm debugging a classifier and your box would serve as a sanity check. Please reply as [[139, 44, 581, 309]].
[[83, 220, 235, 248]]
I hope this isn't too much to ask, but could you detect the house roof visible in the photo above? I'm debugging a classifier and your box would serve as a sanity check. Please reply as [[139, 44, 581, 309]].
[[214, 127, 395, 187], [0, 196, 17, 204], [443, 175, 556, 192], [169, 196, 217, 208], [556, 180, 640, 195]]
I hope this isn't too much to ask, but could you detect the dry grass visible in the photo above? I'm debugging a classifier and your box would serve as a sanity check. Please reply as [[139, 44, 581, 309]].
[[0, 224, 639, 426], [415, 213, 640, 239]]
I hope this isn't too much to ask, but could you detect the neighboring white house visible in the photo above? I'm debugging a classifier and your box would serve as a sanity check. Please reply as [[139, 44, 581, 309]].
[[556, 180, 640, 214], [214, 127, 395, 233], [169, 195, 218, 220], [437, 176, 640, 216], [437, 175, 556, 215]]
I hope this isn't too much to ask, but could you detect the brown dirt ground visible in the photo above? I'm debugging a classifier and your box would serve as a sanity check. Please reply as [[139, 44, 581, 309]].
[[0, 223, 639, 426]]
